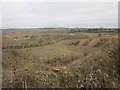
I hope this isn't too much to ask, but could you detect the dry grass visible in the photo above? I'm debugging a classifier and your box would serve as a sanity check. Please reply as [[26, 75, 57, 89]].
[[2, 30, 119, 88]]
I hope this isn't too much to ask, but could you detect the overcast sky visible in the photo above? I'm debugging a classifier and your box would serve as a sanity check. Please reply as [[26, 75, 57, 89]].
[[2, 2, 118, 28]]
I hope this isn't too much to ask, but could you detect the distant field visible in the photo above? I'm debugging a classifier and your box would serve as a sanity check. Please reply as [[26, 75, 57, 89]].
[[2, 29, 119, 88]]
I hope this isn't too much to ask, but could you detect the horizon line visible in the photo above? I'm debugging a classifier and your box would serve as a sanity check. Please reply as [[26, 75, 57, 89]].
[[1, 27, 118, 29]]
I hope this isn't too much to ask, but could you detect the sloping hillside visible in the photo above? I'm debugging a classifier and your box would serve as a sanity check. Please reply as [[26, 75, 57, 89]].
[[2, 30, 119, 88]]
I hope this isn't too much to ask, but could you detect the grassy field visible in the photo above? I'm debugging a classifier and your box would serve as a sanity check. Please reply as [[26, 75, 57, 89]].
[[2, 29, 119, 88]]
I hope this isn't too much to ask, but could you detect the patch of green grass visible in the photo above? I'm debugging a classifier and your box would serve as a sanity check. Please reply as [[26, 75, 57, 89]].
[[26, 61, 36, 70]]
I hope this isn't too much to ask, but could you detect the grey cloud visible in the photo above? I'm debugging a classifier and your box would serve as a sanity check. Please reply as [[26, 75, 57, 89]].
[[2, 2, 118, 28]]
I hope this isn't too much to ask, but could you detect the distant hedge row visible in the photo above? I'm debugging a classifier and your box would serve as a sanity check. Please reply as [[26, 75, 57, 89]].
[[2, 42, 50, 49]]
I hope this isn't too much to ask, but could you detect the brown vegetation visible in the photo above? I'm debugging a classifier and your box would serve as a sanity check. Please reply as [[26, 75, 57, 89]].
[[2, 30, 119, 88]]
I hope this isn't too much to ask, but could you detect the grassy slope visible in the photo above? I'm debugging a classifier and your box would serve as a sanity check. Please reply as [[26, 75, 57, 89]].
[[2, 30, 119, 88]]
